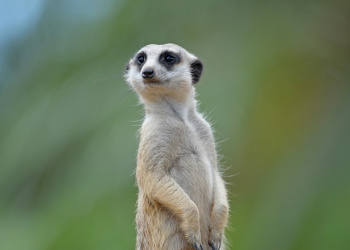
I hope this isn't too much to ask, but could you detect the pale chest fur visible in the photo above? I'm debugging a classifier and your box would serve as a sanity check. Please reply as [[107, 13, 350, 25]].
[[138, 110, 216, 210]]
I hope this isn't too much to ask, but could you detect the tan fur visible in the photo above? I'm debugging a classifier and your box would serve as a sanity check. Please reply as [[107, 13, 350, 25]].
[[125, 44, 229, 250]]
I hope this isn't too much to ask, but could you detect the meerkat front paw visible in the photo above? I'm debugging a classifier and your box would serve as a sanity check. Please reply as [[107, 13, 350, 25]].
[[188, 231, 203, 250], [193, 242, 204, 250], [183, 222, 202, 250], [180, 206, 202, 250], [208, 229, 222, 250], [208, 201, 228, 250]]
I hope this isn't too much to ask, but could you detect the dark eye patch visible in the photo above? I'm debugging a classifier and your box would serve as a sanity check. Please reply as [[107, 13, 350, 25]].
[[134, 52, 146, 70], [159, 50, 181, 70]]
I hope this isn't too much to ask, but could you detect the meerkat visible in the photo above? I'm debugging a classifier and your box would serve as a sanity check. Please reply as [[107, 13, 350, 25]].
[[124, 44, 229, 250]]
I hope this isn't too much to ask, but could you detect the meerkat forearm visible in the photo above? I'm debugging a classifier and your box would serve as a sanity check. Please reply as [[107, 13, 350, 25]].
[[209, 171, 229, 249], [138, 170, 202, 243]]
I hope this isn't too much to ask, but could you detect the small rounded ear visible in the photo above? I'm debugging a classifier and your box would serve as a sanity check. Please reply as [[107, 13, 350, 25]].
[[124, 62, 130, 74], [190, 59, 203, 84]]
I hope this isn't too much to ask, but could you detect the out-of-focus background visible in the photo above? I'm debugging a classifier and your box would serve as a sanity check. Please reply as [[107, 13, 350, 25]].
[[1, 1, 349, 249]]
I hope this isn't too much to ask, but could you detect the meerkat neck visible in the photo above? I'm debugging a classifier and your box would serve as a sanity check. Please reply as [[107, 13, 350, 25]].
[[141, 87, 198, 120]]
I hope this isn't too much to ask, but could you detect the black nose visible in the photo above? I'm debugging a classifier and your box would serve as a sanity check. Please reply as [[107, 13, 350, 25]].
[[142, 68, 154, 79]]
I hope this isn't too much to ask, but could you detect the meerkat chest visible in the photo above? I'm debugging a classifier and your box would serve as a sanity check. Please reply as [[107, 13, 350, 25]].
[[171, 118, 214, 195], [141, 114, 215, 195]]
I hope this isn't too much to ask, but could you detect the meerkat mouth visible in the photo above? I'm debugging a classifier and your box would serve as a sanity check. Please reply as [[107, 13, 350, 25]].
[[143, 79, 162, 85]]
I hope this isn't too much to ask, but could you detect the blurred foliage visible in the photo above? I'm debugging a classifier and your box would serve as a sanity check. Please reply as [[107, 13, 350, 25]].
[[1, 0, 350, 249]]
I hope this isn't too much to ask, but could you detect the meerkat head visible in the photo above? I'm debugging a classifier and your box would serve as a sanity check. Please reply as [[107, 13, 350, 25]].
[[124, 43, 203, 101]]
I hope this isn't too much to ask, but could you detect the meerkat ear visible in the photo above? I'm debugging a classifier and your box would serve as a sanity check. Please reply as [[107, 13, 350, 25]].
[[190, 59, 203, 84], [125, 62, 130, 74]]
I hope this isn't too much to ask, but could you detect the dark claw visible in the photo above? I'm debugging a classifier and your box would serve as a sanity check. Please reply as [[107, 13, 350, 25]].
[[193, 243, 204, 250], [209, 240, 220, 250]]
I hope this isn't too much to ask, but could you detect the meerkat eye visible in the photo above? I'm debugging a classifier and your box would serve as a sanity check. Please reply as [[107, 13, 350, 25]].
[[137, 55, 145, 64], [165, 55, 175, 64]]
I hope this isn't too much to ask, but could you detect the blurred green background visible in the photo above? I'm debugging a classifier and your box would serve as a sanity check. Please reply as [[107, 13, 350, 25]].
[[1, 1, 349, 249]]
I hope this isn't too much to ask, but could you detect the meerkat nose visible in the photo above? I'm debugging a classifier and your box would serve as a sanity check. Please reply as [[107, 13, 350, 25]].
[[142, 68, 155, 79]]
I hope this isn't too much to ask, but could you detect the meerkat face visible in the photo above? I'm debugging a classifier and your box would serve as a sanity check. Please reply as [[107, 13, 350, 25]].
[[124, 44, 203, 98]]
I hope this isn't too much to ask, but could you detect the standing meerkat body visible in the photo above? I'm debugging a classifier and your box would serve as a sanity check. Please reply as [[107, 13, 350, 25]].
[[125, 44, 229, 250]]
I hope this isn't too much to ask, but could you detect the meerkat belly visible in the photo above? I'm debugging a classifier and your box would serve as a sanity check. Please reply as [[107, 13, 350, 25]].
[[170, 152, 213, 201], [170, 124, 214, 208], [169, 144, 214, 243]]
